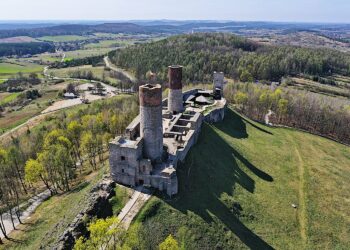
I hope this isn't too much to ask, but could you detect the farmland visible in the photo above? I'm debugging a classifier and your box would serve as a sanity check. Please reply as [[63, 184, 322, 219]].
[[0, 60, 44, 78], [38, 35, 89, 42]]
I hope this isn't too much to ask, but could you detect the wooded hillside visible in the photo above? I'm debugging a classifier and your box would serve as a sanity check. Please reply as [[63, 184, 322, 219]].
[[109, 33, 350, 82]]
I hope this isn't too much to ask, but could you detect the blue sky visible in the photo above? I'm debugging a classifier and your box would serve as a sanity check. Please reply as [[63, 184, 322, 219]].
[[2, 0, 350, 23]]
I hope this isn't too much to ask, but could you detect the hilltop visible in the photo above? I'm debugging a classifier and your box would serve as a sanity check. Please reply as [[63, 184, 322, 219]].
[[132, 108, 350, 249]]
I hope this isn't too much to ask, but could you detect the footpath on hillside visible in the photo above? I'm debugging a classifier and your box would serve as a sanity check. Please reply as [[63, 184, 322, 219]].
[[0, 190, 51, 239]]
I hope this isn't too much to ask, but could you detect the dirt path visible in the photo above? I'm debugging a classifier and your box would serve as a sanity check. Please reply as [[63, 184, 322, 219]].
[[117, 185, 152, 229], [104, 56, 137, 83], [0, 190, 51, 239], [292, 138, 308, 245]]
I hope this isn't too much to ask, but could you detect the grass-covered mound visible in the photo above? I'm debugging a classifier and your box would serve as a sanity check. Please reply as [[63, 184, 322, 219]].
[[134, 108, 350, 249]]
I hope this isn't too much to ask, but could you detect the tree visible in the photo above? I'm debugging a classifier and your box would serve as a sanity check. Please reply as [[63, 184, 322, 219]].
[[159, 235, 179, 250], [73, 217, 125, 250], [25, 159, 53, 194], [67, 121, 84, 168], [240, 69, 254, 82], [81, 132, 98, 169]]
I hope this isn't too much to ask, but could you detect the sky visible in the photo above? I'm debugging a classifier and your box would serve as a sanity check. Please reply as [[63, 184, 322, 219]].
[[1, 0, 350, 23]]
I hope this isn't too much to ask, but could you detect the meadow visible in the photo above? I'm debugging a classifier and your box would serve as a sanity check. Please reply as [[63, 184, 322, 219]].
[[64, 48, 113, 60], [0, 60, 43, 78]]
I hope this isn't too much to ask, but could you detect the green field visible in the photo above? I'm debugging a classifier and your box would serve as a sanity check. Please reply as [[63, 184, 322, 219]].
[[135, 108, 350, 249], [0, 60, 43, 78], [84, 40, 134, 49], [64, 48, 113, 59], [48, 65, 119, 84], [0, 92, 21, 105], [38, 35, 89, 42], [0, 89, 62, 134]]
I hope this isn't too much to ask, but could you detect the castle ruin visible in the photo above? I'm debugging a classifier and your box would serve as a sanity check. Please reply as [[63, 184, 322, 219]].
[[109, 66, 226, 196]]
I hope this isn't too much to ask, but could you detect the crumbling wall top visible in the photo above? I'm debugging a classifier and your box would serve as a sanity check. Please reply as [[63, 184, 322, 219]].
[[139, 84, 162, 107]]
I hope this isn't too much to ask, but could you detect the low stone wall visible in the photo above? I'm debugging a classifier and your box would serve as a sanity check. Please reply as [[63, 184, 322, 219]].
[[53, 177, 116, 250], [204, 106, 226, 123]]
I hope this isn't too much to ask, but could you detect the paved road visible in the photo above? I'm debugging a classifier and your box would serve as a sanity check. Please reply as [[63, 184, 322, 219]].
[[0, 190, 51, 239], [117, 186, 152, 229]]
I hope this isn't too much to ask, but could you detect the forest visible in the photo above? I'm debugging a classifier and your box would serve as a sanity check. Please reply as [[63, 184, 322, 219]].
[[0, 96, 138, 242], [109, 33, 350, 82], [224, 82, 350, 144], [0, 42, 55, 57]]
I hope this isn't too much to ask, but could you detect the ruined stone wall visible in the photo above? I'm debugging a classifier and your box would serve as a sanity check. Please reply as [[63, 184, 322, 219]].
[[109, 140, 143, 186], [54, 177, 115, 250], [205, 106, 226, 123]]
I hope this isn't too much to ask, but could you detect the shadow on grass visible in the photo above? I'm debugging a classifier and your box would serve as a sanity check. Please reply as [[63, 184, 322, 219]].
[[162, 113, 274, 249], [4, 237, 23, 244], [214, 108, 249, 139]]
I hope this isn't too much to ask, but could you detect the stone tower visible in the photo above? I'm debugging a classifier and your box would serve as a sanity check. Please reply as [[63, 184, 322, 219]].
[[139, 84, 163, 162], [168, 65, 184, 114], [213, 71, 225, 91]]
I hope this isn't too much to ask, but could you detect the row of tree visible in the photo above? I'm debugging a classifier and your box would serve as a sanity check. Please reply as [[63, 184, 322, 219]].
[[224, 82, 350, 144], [0, 72, 41, 92], [51, 55, 104, 69], [0, 42, 55, 57], [109, 33, 350, 83], [0, 95, 138, 242]]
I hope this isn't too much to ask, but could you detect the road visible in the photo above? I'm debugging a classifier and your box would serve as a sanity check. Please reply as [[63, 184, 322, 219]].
[[0, 190, 51, 239], [117, 186, 152, 229], [104, 56, 137, 83], [0, 67, 120, 143]]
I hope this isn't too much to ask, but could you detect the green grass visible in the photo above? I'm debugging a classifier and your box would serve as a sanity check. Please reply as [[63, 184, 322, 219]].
[[0, 92, 21, 105], [48, 65, 119, 84], [135, 108, 350, 249], [110, 186, 132, 215], [38, 35, 88, 42], [0, 60, 43, 78], [64, 48, 113, 59], [0, 79, 5, 84], [0, 89, 61, 134], [84, 39, 135, 49]]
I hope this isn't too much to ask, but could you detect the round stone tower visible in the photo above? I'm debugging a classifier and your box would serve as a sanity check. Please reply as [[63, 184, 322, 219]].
[[168, 65, 184, 114], [139, 84, 163, 162]]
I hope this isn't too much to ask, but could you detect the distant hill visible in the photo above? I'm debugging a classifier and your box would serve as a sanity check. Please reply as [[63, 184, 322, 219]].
[[0, 23, 182, 39], [1, 21, 350, 39]]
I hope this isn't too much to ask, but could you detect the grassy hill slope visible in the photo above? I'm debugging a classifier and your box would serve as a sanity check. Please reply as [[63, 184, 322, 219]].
[[134, 108, 350, 249]]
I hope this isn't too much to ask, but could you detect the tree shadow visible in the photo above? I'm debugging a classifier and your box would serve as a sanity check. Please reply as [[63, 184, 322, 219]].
[[4, 237, 23, 243], [161, 123, 274, 250]]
